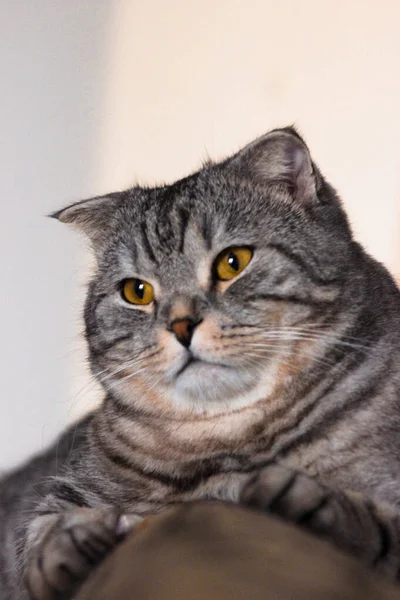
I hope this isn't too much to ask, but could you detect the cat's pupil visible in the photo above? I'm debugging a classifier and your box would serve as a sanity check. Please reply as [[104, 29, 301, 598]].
[[228, 252, 240, 271], [134, 280, 145, 299]]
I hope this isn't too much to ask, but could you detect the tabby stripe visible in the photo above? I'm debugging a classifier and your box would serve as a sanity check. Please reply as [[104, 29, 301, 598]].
[[222, 331, 269, 339], [245, 293, 332, 308], [220, 323, 263, 330], [103, 446, 212, 493], [91, 293, 107, 315], [268, 472, 298, 511], [93, 423, 233, 493], [278, 329, 365, 426], [308, 363, 391, 441], [140, 221, 158, 264], [277, 383, 374, 462], [268, 243, 340, 285], [271, 350, 384, 459], [254, 370, 346, 455], [68, 528, 96, 565], [35, 547, 63, 597], [104, 394, 152, 422], [365, 500, 392, 567], [92, 334, 132, 357], [57, 561, 76, 580], [112, 419, 250, 470], [93, 423, 179, 487], [177, 206, 189, 253], [201, 213, 213, 250], [92, 425, 135, 472], [51, 482, 89, 508], [296, 494, 330, 525], [68, 528, 105, 565]]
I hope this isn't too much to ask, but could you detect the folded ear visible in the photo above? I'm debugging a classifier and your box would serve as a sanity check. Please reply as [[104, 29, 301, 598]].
[[49, 192, 122, 250], [231, 127, 320, 205]]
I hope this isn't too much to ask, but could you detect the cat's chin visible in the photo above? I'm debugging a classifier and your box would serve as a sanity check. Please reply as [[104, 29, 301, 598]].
[[174, 356, 229, 379], [169, 360, 267, 415]]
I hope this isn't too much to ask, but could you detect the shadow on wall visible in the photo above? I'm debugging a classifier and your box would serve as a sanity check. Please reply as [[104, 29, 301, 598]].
[[0, 2, 114, 469]]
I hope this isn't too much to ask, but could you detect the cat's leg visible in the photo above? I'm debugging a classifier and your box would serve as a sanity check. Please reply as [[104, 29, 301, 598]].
[[24, 504, 140, 600], [239, 463, 400, 579]]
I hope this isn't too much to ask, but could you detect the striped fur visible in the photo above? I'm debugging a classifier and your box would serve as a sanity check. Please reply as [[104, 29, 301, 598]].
[[2, 127, 400, 599]]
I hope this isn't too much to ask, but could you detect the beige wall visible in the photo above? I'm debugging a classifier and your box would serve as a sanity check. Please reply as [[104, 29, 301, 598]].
[[97, 0, 400, 275]]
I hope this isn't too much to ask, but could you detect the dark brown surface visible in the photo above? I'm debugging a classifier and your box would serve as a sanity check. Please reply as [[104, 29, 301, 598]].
[[77, 502, 400, 600]]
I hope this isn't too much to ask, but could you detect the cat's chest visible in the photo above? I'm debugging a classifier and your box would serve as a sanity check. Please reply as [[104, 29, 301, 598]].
[[110, 405, 272, 461], [93, 403, 394, 512]]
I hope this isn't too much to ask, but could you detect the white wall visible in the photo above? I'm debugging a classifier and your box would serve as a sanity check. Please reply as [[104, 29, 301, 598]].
[[1, 1, 400, 468], [0, 2, 113, 469]]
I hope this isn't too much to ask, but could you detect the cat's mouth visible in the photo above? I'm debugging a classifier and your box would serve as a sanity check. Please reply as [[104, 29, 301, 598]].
[[174, 353, 228, 379], [169, 348, 260, 408], [174, 355, 196, 378]]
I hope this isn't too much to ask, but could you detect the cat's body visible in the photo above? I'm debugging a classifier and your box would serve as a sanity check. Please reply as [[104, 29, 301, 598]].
[[2, 127, 400, 599]]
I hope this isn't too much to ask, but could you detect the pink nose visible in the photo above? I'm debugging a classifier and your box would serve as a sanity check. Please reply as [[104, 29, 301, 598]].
[[170, 318, 197, 348]]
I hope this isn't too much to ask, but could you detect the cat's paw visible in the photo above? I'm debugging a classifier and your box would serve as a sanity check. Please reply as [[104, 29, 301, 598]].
[[26, 507, 137, 600], [240, 463, 335, 533]]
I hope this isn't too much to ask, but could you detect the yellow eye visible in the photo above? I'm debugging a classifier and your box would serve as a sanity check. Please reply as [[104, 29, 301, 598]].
[[122, 278, 154, 305], [215, 246, 253, 281]]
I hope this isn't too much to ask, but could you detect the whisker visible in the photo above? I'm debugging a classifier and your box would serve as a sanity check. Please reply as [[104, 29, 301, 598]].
[[142, 372, 167, 396], [258, 332, 369, 352], [257, 325, 371, 346], [94, 347, 162, 386], [223, 322, 371, 347], [243, 345, 351, 373], [95, 356, 148, 385], [104, 345, 160, 365], [65, 351, 159, 415], [105, 366, 149, 390]]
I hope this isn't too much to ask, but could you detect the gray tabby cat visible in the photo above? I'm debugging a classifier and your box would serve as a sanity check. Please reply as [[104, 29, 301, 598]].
[[1, 127, 400, 600]]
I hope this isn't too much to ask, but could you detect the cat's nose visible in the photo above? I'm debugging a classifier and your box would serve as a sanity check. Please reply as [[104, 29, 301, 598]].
[[170, 317, 201, 348]]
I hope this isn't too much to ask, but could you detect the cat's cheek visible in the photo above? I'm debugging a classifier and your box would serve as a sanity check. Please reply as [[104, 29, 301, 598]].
[[190, 316, 221, 357], [115, 376, 171, 412]]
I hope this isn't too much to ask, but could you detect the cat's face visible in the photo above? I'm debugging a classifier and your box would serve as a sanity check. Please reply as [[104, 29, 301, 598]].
[[56, 129, 352, 416]]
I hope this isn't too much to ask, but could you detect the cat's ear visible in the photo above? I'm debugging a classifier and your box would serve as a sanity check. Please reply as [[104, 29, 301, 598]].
[[49, 193, 121, 250], [231, 127, 320, 205]]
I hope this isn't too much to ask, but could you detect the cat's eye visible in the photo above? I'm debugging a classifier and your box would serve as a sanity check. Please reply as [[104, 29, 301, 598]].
[[122, 278, 154, 305], [214, 246, 253, 281]]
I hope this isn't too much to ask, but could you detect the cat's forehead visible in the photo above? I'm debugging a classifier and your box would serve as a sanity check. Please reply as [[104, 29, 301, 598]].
[[117, 191, 213, 275], [120, 170, 280, 259]]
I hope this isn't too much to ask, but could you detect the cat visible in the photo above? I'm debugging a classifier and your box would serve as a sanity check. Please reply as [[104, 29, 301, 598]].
[[1, 126, 400, 600]]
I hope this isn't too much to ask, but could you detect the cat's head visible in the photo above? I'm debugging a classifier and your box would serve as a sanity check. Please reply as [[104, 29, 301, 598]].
[[53, 128, 353, 416]]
